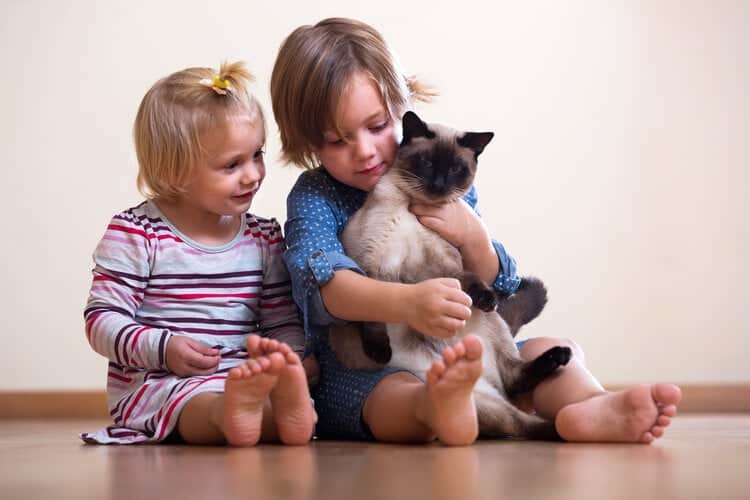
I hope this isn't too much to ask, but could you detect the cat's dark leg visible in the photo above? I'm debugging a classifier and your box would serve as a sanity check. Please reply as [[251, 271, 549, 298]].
[[361, 322, 393, 365], [483, 310, 571, 406], [475, 391, 560, 440], [459, 272, 497, 312], [328, 322, 387, 371], [496, 276, 548, 337], [501, 346, 572, 399]]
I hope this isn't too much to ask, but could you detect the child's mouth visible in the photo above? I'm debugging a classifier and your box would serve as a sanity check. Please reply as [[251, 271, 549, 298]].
[[359, 162, 385, 176], [233, 191, 255, 201]]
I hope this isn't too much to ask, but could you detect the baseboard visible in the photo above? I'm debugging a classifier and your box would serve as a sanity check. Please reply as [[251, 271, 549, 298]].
[[606, 384, 750, 414], [0, 391, 109, 419], [0, 384, 748, 419]]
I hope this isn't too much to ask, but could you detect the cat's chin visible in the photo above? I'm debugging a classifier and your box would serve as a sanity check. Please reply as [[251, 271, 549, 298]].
[[411, 190, 471, 205]]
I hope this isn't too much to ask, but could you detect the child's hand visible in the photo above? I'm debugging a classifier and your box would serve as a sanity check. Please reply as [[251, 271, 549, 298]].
[[404, 278, 473, 338], [302, 354, 320, 386], [165, 336, 221, 377], [410, 199, 489, 250], [411, 199, 498, 283]]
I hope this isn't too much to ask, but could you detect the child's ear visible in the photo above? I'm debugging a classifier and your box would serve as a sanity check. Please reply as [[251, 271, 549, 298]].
[[401, 111, 435, 146], [457, 131, 494, 157]]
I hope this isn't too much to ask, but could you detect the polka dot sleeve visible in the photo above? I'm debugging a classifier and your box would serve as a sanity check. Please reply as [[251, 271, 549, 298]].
[[283, 170, 366, 330]]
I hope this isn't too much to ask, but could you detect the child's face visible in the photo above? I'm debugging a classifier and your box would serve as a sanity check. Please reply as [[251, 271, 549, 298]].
[[182, 116, 266, 217], [315, 73, 397, 192]]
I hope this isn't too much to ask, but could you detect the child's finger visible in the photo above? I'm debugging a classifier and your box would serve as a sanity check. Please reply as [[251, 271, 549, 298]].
[[187, 351, 221, 370], [439, 277, 463, 290], [440, 318, 466, 337], [414, 215, 442, 231], [187, 339, 220, 356], [443, 301, 472, 321], [431, 325, 460, 339], [185, 364, 218, 376], [445, 286, 472, 308], [408, 202, 433, 216]]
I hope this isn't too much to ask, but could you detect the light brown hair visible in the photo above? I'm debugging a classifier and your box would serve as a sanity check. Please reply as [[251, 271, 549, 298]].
[[134, 61, 264, 200], [270, 17, 436, 169]]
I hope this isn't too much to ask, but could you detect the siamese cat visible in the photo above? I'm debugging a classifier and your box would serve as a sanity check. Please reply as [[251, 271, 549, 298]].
[[328, 111, 570, 440]]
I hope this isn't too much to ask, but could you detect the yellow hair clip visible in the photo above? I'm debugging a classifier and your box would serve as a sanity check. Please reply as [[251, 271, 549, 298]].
[[199, 75, 233, 95]]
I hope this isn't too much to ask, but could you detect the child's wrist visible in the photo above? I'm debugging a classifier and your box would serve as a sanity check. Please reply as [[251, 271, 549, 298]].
[[390, 282, 416, 324], [462, 239, 498, 281], [461, 230, 491, 263]]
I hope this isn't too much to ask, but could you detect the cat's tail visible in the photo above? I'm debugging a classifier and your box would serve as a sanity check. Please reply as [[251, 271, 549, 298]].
[[496, 276, 548, 337]]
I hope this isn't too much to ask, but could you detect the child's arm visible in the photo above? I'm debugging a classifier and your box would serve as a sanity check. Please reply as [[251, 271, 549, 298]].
[[283, 174, 472, 340], [256, 217, 306, 356], [410, 185, 521, 294], [84, 212, 219, 375], [321, 271, 471, 338]]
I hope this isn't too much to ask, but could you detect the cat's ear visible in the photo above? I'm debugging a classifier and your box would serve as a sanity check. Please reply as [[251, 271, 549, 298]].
[[457, 132, 494, 157], [401, 111, 435, 145]]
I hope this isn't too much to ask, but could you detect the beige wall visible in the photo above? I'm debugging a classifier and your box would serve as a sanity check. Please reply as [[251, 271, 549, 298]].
[[1, 1, 747, 390]]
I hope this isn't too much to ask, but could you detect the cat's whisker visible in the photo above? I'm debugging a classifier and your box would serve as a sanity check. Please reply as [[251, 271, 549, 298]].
[[396, 171, 428, 197]]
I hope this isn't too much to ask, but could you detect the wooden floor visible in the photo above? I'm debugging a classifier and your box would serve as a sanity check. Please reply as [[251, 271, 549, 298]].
[[0, 415, 747, 500]]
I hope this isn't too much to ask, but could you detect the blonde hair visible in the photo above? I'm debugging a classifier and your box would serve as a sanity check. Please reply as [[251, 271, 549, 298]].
[[134, 61, 264, 200], [270, 17, 436, 169]]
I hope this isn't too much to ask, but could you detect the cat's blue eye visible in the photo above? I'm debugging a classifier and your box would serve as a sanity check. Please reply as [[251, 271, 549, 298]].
[[448, 164, 462, 175]]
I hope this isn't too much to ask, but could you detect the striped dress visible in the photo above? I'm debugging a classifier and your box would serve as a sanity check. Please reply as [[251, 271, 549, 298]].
[[81, 200, 303, 444]]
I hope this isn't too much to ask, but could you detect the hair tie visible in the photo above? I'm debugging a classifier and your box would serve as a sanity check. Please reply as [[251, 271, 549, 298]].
[[199, 75, 233, 95]]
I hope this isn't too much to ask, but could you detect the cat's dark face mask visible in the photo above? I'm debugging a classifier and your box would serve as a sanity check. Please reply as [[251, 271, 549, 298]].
[[397, 111, 494, 202]]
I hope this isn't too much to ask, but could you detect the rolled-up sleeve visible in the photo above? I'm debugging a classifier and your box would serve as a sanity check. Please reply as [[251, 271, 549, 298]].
[[283, 175, 366, 335], [463, 186, 521, 294]]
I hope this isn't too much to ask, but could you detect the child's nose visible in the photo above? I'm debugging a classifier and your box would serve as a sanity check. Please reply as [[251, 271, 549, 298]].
[[354, 137, 376, 159], [241, 163, 262, 184]]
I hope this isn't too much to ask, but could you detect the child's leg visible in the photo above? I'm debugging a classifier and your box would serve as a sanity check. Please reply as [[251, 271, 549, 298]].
[[519, 337, 682, 443], [362, 335, 484, 446], [176, 353, 285, 446], [246, 336, 316, 445]]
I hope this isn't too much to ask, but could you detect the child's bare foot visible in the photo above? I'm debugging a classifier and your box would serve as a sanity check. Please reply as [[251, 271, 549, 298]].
[[555, 384, 682, 443], [246, 334, 266, 358], [246, 336, 316, 445], [423, 335, 483, 446], [222, 353, 285, 446]]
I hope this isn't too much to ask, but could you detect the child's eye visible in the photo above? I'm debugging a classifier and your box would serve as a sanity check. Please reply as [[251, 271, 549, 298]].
[[325, 136, 344, 146], [370, 122, 388, 132], [253, 149, 265, 160], [224, 161, 240, 170]]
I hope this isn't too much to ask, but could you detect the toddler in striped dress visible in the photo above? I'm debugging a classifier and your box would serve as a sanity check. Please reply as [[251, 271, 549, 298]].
[[81, 62, 316, 446]]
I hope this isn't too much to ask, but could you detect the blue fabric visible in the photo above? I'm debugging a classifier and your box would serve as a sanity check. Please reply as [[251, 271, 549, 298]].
[[283, 167, 522, 439]]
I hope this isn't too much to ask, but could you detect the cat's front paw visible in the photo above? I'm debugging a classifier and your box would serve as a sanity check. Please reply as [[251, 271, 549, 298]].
[[466, 282, 497, 312]]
